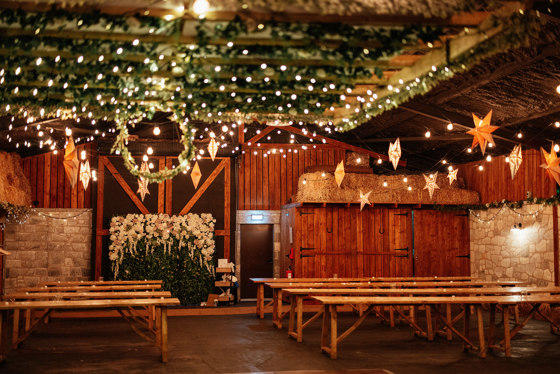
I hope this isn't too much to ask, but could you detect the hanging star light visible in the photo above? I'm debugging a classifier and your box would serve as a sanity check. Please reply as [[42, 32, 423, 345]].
[[508, 144, 523, 180], [137, 161, 150, 201], [191, 161, 202, 189], [359, 190, 372, 211], [423, 172, 440, 199], [63, 135, 80, 188], [334, 160, 345, 187], [208, 137, 218, 161], [540, 146, 560, 186], [388, 138, 401, 170], [466, 110, 499, 155], [79, 160, 91, 190], [447, 168, 458, 185]]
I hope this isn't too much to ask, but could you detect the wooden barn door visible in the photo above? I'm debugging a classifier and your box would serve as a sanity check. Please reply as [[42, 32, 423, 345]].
[[413, 210, 470, 276]]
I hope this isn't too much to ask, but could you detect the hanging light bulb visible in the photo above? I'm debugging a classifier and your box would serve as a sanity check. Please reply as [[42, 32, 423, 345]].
[[153, 126, 161, 136], [147, 147, 154, 155], [192, 0, 210, 17], [81, 150, 86, 160], [65, 128, 72, 136]]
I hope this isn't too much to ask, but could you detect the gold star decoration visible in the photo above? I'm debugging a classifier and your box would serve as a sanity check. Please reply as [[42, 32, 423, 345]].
[[334, 160, 345, 188], [191, 161, 202, 189], [423, 172, 440, 200], [63, 136, 80, 188], [540, 145, 560, 186], [358, 190, 372, 211], [447, 168, 458, 185], [208, 138, 218, 161], [508, 144, 523, 180], [137, 161, 150, 202], [79, 160, 91, 190], [466, 110, 499, 155], [388, 138, 401, 170]]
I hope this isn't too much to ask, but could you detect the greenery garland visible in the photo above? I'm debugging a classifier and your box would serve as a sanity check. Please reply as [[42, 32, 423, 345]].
[[0, 201, 30, 224], [431, 195, 560, 213]]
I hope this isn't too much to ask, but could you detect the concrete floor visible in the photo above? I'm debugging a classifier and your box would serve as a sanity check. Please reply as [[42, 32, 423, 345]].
[[0, 311, 559, 374]]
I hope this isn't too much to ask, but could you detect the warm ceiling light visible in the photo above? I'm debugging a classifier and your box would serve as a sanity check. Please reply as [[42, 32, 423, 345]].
[[447, 123, 453, 130], [486, 155, 492, 162], [425, 130, 431, 138], [192, 0, 210, 16], [555, 144, 560, 153], [555, 121, 560, 128], [478, 165, 484, 171], [147, 147, 154, 155], [153, 126, 161, 136], [65, 128, 72, 136], [557, 84, 560, 95], [163, 14, 175, 21]]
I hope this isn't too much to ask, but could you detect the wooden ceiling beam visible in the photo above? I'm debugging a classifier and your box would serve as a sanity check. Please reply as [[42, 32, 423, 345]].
[[352, 135, 473, 143], [0, 2, 491, 27]]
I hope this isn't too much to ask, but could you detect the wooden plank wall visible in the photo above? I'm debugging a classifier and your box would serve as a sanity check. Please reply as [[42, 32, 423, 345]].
[[285, 205, 413, 278], [239, 148, 346, 210], [458, 148, 556, 204], [21, 143, 95, 209]]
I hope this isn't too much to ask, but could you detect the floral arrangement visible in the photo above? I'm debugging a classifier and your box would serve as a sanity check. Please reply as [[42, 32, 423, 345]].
[[109, 213, 216, 305]]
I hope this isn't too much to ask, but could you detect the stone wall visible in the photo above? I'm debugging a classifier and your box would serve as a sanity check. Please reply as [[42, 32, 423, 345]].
[[470, 204, 554, 286], [3, 208, 92, 293]]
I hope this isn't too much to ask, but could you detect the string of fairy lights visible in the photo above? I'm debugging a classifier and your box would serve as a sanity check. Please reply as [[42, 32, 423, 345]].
[[469, 202, 547, 224]]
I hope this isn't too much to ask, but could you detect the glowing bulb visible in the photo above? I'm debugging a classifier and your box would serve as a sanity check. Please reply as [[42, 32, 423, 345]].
[[192, 0, 210, 16], [556, 121, 560, 128], [383, 181, 388, 187], [425, 131, 431, 138], [407, 186, 412, 191], [143, 155, 148, 162], [65, 128, 72, 136], [555, 144, 560, 153], [153, 126, 161, 136], [403, 177, 408, 183], [448, 165, 453, 171], [478, 165, 484, 171], [80, 150, 86, 160], [486, 155, 492, 162], [447, 123, 453, 130], [557, 84, 560, 95], [147, 147, 153, 155], [377, 158, 382, 164], [517, 132, 523, 139]]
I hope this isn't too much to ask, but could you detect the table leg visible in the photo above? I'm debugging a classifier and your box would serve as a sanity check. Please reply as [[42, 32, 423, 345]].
[[321, 305, 330, 352], [389, 306, 395, 328], [155, 307, 162, 347], [463, 303, 471, 351], [296, 296, 303, 342], [330, 305, 338, 359], [410, 305, 416, 336], [160, 307, 168, 363], [257, 284, 264, 319], [426, 305, 434, 342], [487, 304, 496, 351], [25, 309, 31, 332], [272, 289, 278, 326], [277, 289, 283, 329], [477, 305, 486, 358], [446, 304, 453, 341], [503, 306, 511, 357], [288, 294, 296, 338], [12, 309, 20, 349]]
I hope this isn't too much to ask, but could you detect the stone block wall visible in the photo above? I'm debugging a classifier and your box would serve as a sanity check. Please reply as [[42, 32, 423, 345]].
[[470, 204, 554, 286], [3, 208, 92, 293]]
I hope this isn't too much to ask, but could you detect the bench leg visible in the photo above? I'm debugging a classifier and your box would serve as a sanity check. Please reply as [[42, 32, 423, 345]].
[[12, 309, 20, 349], [426, 305, 434, 342], [463, 303, 471, 351], [446, 304, 453, 341], [487, 304, 496, 351], [272, 289, 278, 326], [296, 296, 303, 342], [477, 305, 486, 358], [288, 295, 296, 338], [320, 305, 329, 351], [160, 307, 168, 363], [503, 306, 511, 357], [256, 284, 264, 319], [330, 305, 338, 359]]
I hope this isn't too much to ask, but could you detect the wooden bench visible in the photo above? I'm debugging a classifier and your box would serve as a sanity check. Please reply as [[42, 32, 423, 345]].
[[38, 280, 163, 287], [312, 295, 560, 359], [0, 297, 180, 363], [250, 276, 476, 319], [267, 280, 524, 328], [18, 284, 162, 292], [285, 286, 560, 343]]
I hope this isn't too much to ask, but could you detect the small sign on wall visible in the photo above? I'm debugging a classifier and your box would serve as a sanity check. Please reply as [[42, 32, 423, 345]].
[[289, 227, 293, 244]]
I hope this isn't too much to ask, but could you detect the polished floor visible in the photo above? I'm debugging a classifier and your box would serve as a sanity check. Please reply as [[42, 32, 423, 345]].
[[0, 310, 559, 374]]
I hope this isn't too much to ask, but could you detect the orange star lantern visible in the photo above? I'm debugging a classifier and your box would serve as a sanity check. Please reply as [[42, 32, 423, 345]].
[[466, 110, 498, 155], [540, 146, 560, 186]]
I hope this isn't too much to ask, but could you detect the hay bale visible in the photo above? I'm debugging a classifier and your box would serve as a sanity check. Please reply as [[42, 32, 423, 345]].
[[0, 151, 32, 207], [296, 172, 479, 205]]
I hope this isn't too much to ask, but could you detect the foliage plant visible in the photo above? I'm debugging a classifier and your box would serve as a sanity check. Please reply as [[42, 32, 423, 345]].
[[109, 213, 216, 305]]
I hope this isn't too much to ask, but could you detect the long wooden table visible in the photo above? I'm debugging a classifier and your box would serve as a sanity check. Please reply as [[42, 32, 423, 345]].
[[0, 281, 179, 362], [250, 277, 475, 319], [312, 294, 560, 359], [268, 280, 523, 328], [285, 286, 560, 343], [38, 280, 163, 287]]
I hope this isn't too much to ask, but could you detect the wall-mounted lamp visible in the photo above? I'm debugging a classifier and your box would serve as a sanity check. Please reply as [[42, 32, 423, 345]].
[[511, 222, 523, 232], [251, 214, 264, 221]]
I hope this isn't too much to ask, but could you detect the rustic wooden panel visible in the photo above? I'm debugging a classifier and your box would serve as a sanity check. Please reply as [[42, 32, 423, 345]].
[[458, 148, 556, 204], [413, 210, 470, 277], [21, 145, 94, 209], [239, 148, 346, 210]]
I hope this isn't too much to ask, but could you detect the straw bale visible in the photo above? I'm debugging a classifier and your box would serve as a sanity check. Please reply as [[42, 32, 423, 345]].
[[346, 152, 369, 167], [0, 151, 32, 207], [296, 172, 479, 205]]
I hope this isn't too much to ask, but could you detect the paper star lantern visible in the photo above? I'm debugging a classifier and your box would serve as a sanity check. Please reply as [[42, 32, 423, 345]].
[[63, 136, 80, 188], [466, 110, 499, 155], [540, 146, 560, 186], [358, 190, 372, 211], [334, 160, 345, 187], [447, 168, 458, 185], [191, 161, 202, 189], [423, 172, 440, 199], [508, 144, 523, 180], [388, 138, 401, 170], [137, 161, 150, 202], [208, 138, 218, 161], [79, 160, 91, 190]]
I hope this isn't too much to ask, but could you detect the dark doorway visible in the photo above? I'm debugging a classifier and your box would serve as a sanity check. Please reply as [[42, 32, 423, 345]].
[[240, 224, 274, 299]]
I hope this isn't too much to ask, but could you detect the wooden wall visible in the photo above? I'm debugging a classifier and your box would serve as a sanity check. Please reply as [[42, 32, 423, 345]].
[[21, 143, 95, 209], [281, 204, 470, 278], [238, 147, 345, 210], [458, 148, 556, 204]]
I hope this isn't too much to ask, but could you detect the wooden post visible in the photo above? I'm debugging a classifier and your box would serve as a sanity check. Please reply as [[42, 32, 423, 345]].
[[94, 157, 105, 280], [553, 205, 559, 286]]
